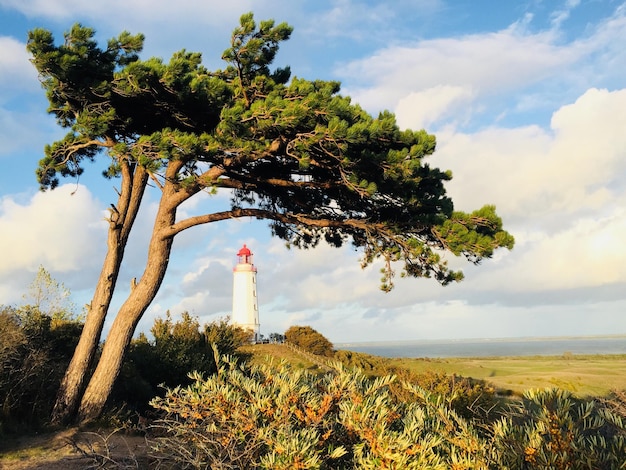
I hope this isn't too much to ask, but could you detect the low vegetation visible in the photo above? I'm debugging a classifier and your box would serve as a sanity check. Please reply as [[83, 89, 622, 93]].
[[113, 312, 252, 412], [2, 272, 625, 467], [386, 354, 626, 397], [285, 325, 335, 357], [0, 267, 83, 434], [148, 352, 626, 469]]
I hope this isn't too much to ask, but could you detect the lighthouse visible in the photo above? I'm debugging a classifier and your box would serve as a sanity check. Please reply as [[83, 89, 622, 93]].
[[231, 244, 260, 342]]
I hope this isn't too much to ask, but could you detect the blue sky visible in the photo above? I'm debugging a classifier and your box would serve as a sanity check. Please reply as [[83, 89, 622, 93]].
[[1, 0, 625, 343]]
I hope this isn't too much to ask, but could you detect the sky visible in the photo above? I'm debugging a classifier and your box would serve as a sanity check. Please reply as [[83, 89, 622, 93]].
[[1, 0, 625, 344]]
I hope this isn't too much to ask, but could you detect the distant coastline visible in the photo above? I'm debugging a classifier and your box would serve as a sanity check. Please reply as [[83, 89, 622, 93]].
[[335, 334, 626, 358]]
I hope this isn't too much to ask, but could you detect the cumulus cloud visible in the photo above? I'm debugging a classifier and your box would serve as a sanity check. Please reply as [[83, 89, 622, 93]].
[[162, 86, 626, 338], [0, 36, 37, 93], [0, 184, 106, 304], [132, 85, 626, 340], [423, 87, 626, 302], [534, 214, 626, 287], [436, 88, 626, 220]]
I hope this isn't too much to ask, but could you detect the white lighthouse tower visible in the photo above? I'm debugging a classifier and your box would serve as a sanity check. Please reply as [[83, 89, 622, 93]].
[[231, 244, 260, 342]]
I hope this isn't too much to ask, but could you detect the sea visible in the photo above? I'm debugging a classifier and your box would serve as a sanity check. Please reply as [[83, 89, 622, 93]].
[[335, 335, 626, 358]]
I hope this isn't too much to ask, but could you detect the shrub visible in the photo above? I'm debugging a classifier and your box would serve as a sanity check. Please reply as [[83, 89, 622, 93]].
[[0, 305, 81, 434], [490, 388, 626, 469], [114, 313, 252, 411], [601, 389, 626, 421], [332, 349, 385, 373], [285, 325, 334, 357], [149, 353, 493, 469], [0, 267, 84, 433], [148, 356, 626, 469], [149, 352, 349, 469], [332, 351, 501, 425], [386, 367, 502, 424]]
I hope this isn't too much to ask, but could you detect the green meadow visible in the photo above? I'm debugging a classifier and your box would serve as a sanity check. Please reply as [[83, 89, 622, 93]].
[[244, 344, 626, 397], [385, 354, 626, 396]]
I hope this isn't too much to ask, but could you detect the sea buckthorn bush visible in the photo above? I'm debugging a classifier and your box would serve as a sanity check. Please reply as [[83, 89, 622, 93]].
[[149, 355, 346, 468], [333, 350, 501, 423], [387, 367, 501, 423], [149, 352, 626, 469], [149, 351, 495, 468], [489, 388, 626, 469]]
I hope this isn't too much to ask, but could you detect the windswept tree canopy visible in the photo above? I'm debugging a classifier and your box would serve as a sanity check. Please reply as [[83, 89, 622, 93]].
[[28, 13, 513, 291]]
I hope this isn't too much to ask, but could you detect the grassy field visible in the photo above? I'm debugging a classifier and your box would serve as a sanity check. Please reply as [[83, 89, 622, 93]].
[[387, 354, 626, 396], [243, 344, 626, 397]]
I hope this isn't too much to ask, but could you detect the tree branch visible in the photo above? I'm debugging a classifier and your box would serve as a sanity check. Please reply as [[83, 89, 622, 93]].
[[56, 138, 111, 166], [163, 208, 370, 238]]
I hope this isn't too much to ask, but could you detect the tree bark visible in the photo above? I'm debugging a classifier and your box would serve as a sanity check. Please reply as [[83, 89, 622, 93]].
[[51, 164, 147, 424], [76, 173, 179, 423]]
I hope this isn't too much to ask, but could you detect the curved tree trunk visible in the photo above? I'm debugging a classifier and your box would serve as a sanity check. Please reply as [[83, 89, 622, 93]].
[[51, 164, 148, 425], [76, 182, 178, 423], [50, 239, 123, 424]]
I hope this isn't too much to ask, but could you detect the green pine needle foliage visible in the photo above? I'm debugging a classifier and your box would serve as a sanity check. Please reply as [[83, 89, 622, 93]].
[[27, 13, 515, 294]]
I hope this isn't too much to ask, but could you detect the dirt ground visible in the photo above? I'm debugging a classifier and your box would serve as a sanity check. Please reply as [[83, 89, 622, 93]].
[[0, 428, 151, 469]]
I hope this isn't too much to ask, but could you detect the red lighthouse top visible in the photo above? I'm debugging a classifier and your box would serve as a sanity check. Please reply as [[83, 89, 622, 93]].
[[237, 244, 253, 264]]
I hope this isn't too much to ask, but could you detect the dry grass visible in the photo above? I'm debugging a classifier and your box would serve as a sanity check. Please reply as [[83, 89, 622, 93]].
[[387, 354, 626, 396], [238, 343, 324, 370], [243, 344, 626, 397]]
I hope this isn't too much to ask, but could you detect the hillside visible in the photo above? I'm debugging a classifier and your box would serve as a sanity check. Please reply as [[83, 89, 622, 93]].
[[2, 344, 624, 469], [240, 343, 626, 396]]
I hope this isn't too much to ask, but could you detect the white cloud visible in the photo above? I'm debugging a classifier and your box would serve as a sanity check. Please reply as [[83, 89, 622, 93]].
[[395, 85, 475, 130], [436, 88, 626, 220], [428, 87, 626, 297], [153, 81, 626, 335], [116, 83, 626, 340], [305, 0, 394, 40], [180, 86, 626, 338], [299, 0, 442, 43], [470, 211, 626, 294], [0, 35, 66, 159], [339, 28, 577, 116], [0, 0, 297, 66], [0, 36, 37, 93], [550, 0, 581, 30], [0, 185, 106, 304], [338, 4, 626, 127]]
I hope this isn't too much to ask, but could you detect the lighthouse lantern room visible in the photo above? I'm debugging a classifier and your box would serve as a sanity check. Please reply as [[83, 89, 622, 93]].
[[231, 244, 260, 342]]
